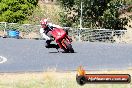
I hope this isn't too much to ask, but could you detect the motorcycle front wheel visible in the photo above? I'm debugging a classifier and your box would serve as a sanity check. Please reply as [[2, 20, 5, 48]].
[[63, 40, 74, 53]]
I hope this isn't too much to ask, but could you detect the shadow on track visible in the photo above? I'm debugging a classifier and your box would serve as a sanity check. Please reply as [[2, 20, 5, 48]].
[[49, 51, 77, 53]]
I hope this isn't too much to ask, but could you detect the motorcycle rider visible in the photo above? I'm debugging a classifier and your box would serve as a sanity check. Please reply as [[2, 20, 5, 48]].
[[40, 18, 61, 49]]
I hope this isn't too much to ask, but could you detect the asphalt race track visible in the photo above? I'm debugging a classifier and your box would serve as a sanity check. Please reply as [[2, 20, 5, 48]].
[[0, 38, 132, 72]]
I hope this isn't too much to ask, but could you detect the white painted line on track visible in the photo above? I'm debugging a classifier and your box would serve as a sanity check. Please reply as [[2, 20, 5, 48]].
[[0, 56, 7, 64]]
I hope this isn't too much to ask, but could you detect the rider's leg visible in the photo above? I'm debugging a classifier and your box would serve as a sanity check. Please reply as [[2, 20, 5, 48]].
[[45, 32, 59, 49], [45, 40, 59, 49], [41, 33, 51, 40]]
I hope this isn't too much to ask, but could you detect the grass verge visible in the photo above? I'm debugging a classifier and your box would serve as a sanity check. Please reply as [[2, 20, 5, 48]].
[[0, 70, 132, 88]]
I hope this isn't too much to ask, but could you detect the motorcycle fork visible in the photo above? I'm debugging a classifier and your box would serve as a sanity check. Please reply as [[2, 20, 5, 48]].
[[65, 35, 71, 44], [61, 39, 67, 49]]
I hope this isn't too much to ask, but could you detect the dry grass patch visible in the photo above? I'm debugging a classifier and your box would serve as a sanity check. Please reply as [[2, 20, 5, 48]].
[[0, 70, 132, 88]]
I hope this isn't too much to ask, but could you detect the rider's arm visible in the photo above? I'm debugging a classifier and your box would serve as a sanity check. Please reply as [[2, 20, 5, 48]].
[[48, 23, 63, 28], [52, 24, 62, 28]]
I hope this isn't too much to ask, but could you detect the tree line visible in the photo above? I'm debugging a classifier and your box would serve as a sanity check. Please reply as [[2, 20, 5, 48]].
[[0, 0, 131, 29], [0, 0, 38, 23], [57, 0, 131, 29]]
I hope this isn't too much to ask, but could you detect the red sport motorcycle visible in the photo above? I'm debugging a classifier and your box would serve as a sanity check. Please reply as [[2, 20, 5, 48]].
[[49, 26, 74, 53]]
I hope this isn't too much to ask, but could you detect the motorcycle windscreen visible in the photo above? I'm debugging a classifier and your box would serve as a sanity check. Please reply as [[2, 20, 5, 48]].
[[51, 28, 66, 41]]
